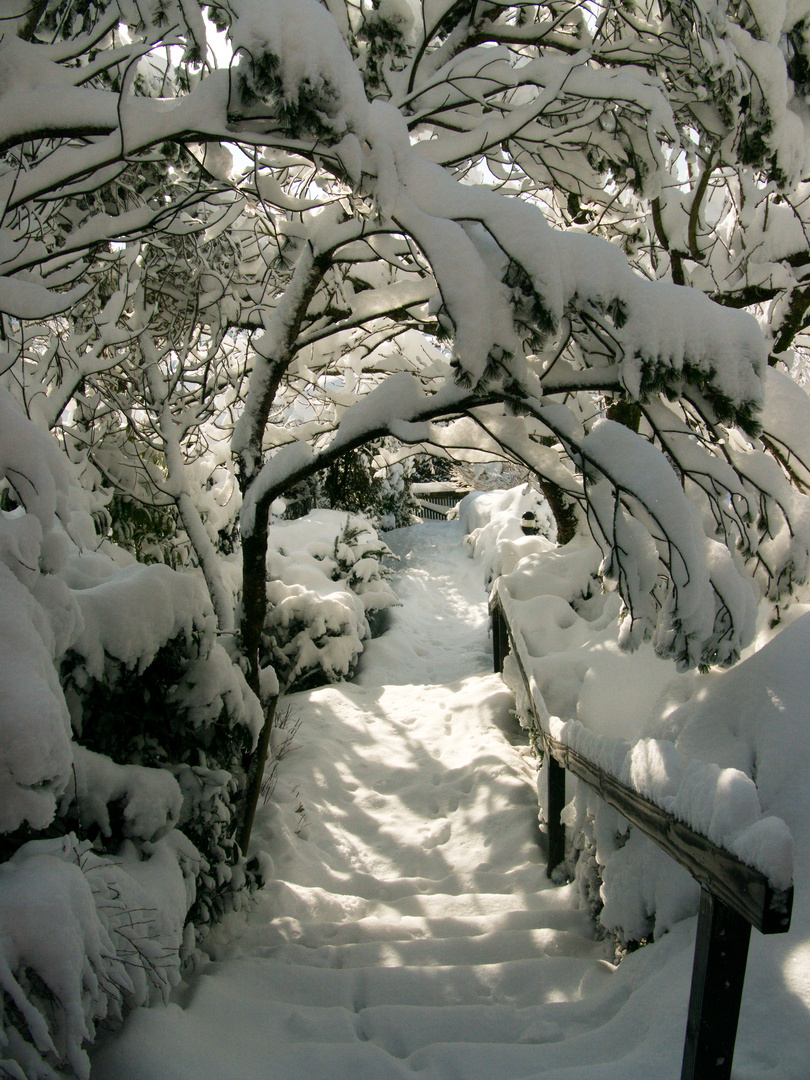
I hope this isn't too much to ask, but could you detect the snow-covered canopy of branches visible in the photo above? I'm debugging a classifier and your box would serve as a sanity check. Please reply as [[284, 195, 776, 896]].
[[4, 0, 810, 670]]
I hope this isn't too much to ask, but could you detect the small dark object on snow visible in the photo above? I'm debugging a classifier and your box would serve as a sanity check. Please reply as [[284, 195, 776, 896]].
[[521, 511, 539, 536]]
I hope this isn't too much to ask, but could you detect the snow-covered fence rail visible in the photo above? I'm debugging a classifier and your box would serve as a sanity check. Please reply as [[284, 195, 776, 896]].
[[490, 592, 794, 1080], [411, 484, 470, 521]]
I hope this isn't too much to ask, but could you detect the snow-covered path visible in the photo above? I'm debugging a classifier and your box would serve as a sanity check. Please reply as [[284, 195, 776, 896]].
[[355, 521, 494, 685], [90, 522, 696, 1080]]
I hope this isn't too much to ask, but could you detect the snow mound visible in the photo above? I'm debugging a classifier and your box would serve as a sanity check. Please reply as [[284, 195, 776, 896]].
[[470, 488, 799, 940]]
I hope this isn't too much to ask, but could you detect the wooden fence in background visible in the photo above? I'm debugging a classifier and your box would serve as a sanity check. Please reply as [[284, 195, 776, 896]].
[[411, 485, 469, 520]]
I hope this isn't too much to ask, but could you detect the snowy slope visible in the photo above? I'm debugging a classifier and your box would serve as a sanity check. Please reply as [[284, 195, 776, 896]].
[[89, 522, 810, 1080]]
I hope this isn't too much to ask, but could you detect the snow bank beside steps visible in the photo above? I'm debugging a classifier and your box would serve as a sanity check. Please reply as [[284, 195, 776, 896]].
[[0, 389, 261, 1078], [462, 487, 802, 942]]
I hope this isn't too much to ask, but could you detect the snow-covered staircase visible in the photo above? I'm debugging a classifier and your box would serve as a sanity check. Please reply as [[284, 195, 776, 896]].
[[90, 525, 690, 1079], [91, 672, 626, 1080], [180, 906, 614, 1077]]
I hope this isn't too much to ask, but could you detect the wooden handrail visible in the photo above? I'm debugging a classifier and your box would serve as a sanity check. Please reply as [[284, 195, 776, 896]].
[[490, 590, 794, 1079]]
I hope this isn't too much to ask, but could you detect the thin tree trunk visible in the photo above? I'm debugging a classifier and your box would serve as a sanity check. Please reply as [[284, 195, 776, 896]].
[[232, 246, 329, 853], [233, 244, 330, 693], [238, 695, 278, 855]]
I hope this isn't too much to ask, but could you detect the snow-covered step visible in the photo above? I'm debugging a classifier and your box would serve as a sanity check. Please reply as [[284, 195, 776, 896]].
[[377, 887, 576, 919], [196, 952, 611, 1011], [92, 961, 624, 1080], [97, 1028, 593, 1080], [356, 992, 622, 1057], [262, 925, 605, 969], [261, 903, 596, 949], [263, 880, 579, 924], [270, 865, 549, 902]]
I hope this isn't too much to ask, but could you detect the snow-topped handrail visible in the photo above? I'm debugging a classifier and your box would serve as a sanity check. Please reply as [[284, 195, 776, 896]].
[[490, 587, 793, 930], [490, 587, 793, 1080]]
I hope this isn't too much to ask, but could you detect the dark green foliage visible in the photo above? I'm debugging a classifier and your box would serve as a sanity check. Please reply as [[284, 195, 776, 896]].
[[567, 192, 593, 225], [282, 444, 416, 528], [605, 397, 642, 431], [322, 447, 384, 515], [235, 49, 281, 105], [359, 12, 409, 92], [283, 446, 385, 517], [36, 0, 110, 41], [60, 634, 262, 934], [233, 47, 346, 143], [787, 22, 810, 94], [0, 482, 19, 512], [107, 493, 184, 567], [376, 467, 418, 529], [504, 259, 556, 352], [434, 0, 473, 40], [636, 356, 762, 437], [280, 473, 321, 520], [410, 453, 455, 484]]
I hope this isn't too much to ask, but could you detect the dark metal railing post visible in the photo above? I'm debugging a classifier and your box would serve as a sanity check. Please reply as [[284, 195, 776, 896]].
[[491, 598, 508, 674], [681, 888, 752, 1080], [547, 755, 566, 875]]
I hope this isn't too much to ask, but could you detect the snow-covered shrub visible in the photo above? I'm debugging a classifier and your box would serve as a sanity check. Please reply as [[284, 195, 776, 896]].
[[0, 389, 263, 1076], [375, 459, 418, 530], [60, 585, 263, 933], [262, 510, 398, 691], [0, 832, 200, 1080]]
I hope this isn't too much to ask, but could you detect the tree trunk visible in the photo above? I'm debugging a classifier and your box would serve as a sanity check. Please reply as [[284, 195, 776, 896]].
[[238, 695, 278, 855], [232, 246, 329, 852]]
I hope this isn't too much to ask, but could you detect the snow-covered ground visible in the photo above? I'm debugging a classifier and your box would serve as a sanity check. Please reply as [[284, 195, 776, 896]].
[[355, 521, 493, 686], [89, 521, 810, 1080]]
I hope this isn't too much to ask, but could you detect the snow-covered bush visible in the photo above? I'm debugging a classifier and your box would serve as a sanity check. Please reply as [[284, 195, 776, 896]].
[[280, 444, 417, 531], [375, 459, 418, 531], [0, 390, 263, 1077], [0, 829, 204, 1080], [262, 511, 398, 691], [60, 599, 263, 932]]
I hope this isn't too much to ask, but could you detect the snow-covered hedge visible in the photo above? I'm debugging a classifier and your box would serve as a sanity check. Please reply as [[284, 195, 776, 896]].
[[0, 390, 263, 1078], [463, 486, 797, 947], [262, 510, 398, 691], [0, 832, 201, 1080], [60, 584, 263, 931]]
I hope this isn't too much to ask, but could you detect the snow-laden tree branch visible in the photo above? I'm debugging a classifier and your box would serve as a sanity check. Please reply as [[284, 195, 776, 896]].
[[2, 0, 809, 723]]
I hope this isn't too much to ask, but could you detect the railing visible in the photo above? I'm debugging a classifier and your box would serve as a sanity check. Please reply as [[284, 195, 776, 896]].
[[490, 591, 793, 1080]]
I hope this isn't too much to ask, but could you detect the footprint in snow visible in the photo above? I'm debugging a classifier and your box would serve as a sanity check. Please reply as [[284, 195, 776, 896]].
[[420, 821, 452, 848]]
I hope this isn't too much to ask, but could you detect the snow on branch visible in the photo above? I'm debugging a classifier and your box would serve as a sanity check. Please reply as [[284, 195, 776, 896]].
[[581, 419, 758, 668], [0, 389, 72, 532], [240, 373, 499, 535]]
